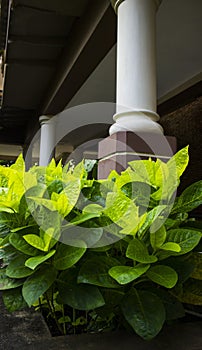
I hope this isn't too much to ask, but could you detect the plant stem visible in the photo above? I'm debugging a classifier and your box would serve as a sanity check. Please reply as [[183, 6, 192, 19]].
[[73, 308, 76, 335], [45, 292, 63, 335], [133, 277, 148, 286], [62, 304, 67, 335], [38, 297, 42, 313]]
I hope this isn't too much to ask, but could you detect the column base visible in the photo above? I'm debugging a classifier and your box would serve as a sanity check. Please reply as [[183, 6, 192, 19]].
[[98, 131, 177, 179]]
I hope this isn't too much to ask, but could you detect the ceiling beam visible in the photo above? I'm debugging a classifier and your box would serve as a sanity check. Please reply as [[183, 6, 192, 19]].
[[13, 0, 90, 17], [40, 0, 116, 115], [5, 58, 55, 67], [8, 35, 67, 46]]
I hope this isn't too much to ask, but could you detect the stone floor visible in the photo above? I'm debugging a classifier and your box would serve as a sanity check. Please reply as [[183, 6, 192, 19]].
[[0, 298, 202, 350]]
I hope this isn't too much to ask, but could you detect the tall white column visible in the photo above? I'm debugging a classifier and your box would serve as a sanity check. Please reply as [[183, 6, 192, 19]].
[[110, 0, 163, 135], [39, 115, 56, 166], [24, 144, 33, 170]]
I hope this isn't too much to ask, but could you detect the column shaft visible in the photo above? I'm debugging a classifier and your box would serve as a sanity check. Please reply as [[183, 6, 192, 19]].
[[110, 0, 163, 135], [39, 116, 55, 166]]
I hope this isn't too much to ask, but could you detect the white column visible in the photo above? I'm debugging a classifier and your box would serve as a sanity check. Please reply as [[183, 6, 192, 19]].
[[110, 0, 163, 135], [24, 145, 33, 170], [39, 115, 56, 166]]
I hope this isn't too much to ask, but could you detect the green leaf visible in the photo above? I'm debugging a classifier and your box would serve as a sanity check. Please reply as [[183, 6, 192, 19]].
[[23, 172, 37, 191], [150, 288, 185, 320], [78, 256, 120, 288], [10, 154, 25, 172], [121, 181, 151, 208], [2, 287, 27, 312], [57, 269, 105, 310], [128, 159, 156, 186], [58, 316, 71, 324], [53, 244, 86, 270], [72, 161, 87, 180], [6, 255, 34, 278], [152, 147, 189, 202], [151, 147, 189, 202], [160, 242, 181, 252], [150, 226, 166, 250], [172, 180, 202, 214], [61, 177, 81, 213], [109, 264, 150, 285], [0, 206, 14, 213], [9, 232, 39, 256], [121, 289, 165, 340], [163, 257, 195, 283], [72, 316, 87, 326], [104, 191, 139, 230], [167, 145, 189, 178], [61, 225, 103, 248], [154, 159, 169, 188], [84, 159, 97, 173], [25, 250, 56, 270], [172, 279, 202, 305], [23, 234, 46, 252], [101, 289, 124, 306], [22, 265, 57, 306], [190, 253, 202, 280], [151, 159, 171, 201], [0, 269, 24, 290], [27, 197, 56, 212], [82, 204, 103, 214], [126, 238, 157, 263], [47, 179, 64, 196], [40, 228, 58, 251], [166, 228, 201, 255], [146, 265, 178, 288], [67, 212, 101, 226], [137, 205, 166, 237], [11, 225, 39, 234], [54, 192, 71, 217]]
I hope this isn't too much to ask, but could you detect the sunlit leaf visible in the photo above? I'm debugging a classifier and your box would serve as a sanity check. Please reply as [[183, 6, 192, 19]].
[[25, 250, 56, 270]]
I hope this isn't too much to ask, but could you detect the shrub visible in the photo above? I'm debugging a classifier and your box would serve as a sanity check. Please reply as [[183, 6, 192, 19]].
[[0, 147, 201, 340]]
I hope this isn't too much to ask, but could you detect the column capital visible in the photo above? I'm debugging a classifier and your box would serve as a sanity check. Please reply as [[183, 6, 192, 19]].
[[39, 115, 52, 125], [111, 0, 125, 13], [111, 0, 162, 13]]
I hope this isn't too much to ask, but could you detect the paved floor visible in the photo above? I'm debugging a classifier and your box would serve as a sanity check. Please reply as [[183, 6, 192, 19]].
[[0, 298, 202, 350]]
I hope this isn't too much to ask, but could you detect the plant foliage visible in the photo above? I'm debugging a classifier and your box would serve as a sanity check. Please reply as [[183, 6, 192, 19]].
[[0, 147, 201, 340]]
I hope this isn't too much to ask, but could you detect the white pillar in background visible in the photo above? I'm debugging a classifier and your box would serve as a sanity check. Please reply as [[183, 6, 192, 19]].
[[110, 0, 163, 135], [39, 115, 56, 166], [24, 144, 33, 170]]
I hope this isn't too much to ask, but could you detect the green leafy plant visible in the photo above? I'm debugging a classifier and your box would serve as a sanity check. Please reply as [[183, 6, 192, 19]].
[[0, 147, 201, 340]]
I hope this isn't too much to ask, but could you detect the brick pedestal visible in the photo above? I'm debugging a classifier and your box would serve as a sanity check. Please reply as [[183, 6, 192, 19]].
[[98, 131, 176, 179]]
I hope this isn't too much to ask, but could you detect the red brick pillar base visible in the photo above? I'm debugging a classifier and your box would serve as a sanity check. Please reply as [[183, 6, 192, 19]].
[[98, 132, 177, 179]]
